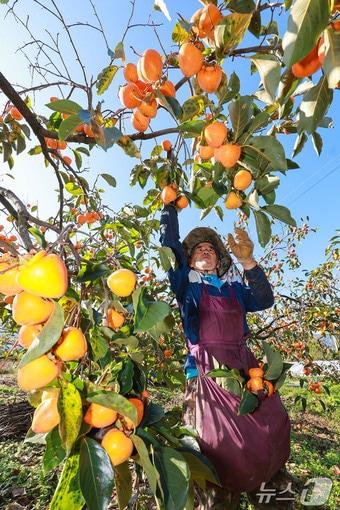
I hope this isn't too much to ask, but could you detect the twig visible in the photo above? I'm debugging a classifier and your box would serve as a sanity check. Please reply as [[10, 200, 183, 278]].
[[128, 126, 181, 141], [49, 224, 74, 251], [89, 0, 110, 52], [49, 0, 89, 88]]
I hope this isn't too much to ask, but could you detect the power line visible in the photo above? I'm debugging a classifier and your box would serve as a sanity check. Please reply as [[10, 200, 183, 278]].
[[288, 163, 340, 205], [281, 151, 340, 203]]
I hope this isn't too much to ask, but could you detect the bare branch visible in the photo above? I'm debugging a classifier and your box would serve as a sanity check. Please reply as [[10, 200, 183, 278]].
[[89, 0, 110, 52], [49, 0, 89, 88], [13, 81, 76, 95]]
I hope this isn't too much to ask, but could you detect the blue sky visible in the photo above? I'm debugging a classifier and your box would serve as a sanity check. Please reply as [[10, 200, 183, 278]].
[[0, 0, 339, 276]]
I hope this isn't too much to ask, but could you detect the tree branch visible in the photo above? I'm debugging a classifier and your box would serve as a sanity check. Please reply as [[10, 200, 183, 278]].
[[0, 188, 34, 250]]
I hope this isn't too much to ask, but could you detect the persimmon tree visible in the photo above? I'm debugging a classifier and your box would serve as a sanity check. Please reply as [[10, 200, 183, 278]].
[[0, 0, 339, 509]]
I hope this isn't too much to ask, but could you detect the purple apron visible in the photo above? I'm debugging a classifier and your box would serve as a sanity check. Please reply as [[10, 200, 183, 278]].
[[188, 283, 291, 493]]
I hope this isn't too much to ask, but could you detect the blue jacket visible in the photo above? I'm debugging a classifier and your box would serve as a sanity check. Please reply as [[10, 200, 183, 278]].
[[159, 205, 274, 372]]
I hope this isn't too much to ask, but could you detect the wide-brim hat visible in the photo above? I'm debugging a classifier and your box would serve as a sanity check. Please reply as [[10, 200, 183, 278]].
[[182, 227, 231, 277]]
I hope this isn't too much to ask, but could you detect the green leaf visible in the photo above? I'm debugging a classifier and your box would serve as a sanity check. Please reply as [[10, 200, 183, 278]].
[[88, 333, 109, 362], [65, 182, 83, 196], [217, 71, 240, 105], [255, 175, 280, 194], [159, 93, 183, 119], [149, 315, 175, 341], [248, 9, 261, 38], [59, 114, 82, 141], [114, 461, 132, 510], [298, 76, 333, 134], [262, 204, 297, 227], [274, 370, 287, 391], [101, 173, 116, 187], [239, 111, 270, 143], [228, 96, 253, 141], [142, 402, 165, 426], [118, 359, 134, 394], [206, 368, 233, 378], [19, 303, 64, 367], [133, 287, 171, 332], [184, 482, 195, 510], [263, 190, 276, 205], [262, 341, 284, 380], [87, 391, 137, 425], [253, 210, 272, 247], [132, 435, 158, 494], [282, 0, 330, 67], [43, 428, 66, 474], [251, 55, 281, 103], [96, 65, 119, 96], [154, 447, 190, 510], [179, 449, 220, 490], [227, 0, 256, 13], [286, 158, 300, 169], [79, 437, 115, 510], [16, 133, 26, 154], [77, 263, 110, 283], [242, 136, 287, 174], [292, 131, 308, 157], [157, 246, 177, 272], [323, 28, 340, 89], [181, 96, 206, 122], [72, 150, 82, 170], [7, 155, 14, 170], [47, 99, 82, 115], [112, 336, 139, 348], [238, 391, 259, 415], [28, 145, 43, 156], [76, 146, 90, 156], [179, 119, 205, 136], [58, 382, 83, 456], [3, 141, 12, 163], [311, 131, 323, 156], [214, 205, 224, 221], [28, 226, 47, 249], [214, 13, 252, 55], [192, 186, 220, 209], [50, 452, 85, 510]]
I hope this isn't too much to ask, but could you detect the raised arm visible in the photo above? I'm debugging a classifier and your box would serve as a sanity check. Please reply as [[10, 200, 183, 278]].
[[159, 204, 189, 298], [228, 228, 274, 311]]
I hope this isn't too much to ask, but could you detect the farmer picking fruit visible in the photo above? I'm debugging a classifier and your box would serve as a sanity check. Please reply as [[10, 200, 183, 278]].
[[160, 203, 292, 509]]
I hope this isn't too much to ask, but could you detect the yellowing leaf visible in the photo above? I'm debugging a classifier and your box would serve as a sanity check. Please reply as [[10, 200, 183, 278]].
[[96, 65, 118, 96], [214, 13, 252, 54]]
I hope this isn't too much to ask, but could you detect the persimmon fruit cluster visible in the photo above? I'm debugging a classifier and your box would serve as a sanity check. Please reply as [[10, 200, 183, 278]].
[[119, 49, 176, 132]]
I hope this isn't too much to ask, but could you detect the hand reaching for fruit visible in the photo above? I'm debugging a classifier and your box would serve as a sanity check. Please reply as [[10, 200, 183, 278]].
[[227, 228, 256, 270]]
